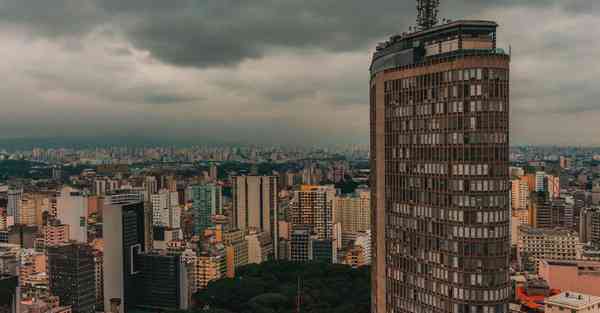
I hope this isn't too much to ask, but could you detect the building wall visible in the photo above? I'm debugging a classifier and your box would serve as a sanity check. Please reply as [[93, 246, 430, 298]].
[[539, 260, 600, 297], [371, 35, 511, 312]]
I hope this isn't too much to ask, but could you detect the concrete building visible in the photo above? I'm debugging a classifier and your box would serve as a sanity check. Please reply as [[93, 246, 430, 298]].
[[222, 228, 248, 278], [7, 188, 22, 227], [134, 252, 190, 311], [232, 176, 278, 256], [518, 226, 580, 263], [592, 185, 600, 206], [0, 275, 19, 313], [511, 178, 529, 211], [151, 189, 180, 228], [545, 292, 600, 313], [289, 185, 336, 241], [335, 190, 370, 233], [289, 228, 311, 262], [190, 184, 222, 236], [56, 187, 88, 243], [245, 230, 273, 264], [47, 243, 96, 313], [539, 260, 600, 297], [191, 249, 225, 291], [102, 197, 145, 312], [579, 207, 600, 244], [531, 199, 574, 229], [43, 221, 70, 247], [369, 15, 511, 312], [342, 245, 368, 268]]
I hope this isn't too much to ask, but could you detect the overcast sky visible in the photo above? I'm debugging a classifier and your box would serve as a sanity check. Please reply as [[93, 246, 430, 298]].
[[0, 0, 598, 146]]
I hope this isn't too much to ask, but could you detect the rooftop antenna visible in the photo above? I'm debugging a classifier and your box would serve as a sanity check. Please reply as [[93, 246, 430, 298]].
[[416, 0, 441, 30]]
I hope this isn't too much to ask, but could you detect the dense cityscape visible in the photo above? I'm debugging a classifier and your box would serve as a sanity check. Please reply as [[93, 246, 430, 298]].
[[1, 0, 600, 313]]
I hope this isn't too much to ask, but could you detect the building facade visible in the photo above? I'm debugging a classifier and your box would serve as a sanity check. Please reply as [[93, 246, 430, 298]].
[[190, 184, 222, 236], [232, 176, 278, 256], [47, 243, 96, 313], [370, 18, 511, 313]]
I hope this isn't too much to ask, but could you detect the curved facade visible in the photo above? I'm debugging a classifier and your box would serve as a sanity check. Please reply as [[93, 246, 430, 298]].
[[370, 20, 511, 313]]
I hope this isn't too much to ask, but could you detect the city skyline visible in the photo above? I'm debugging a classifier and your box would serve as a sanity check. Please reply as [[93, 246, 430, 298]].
[[1, 0, 598, 146]]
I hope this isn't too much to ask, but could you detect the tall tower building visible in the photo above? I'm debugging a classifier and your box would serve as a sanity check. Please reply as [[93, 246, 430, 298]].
[[289, 185, 337, 241], [47, 242, 96, 313], [232, 176, 278, 256], [7, 188, 22, 227], [370, 2, 511, 312], [190, 184, 223, 236], [102, 197, 145, 313], [56, 187, 88, 243]]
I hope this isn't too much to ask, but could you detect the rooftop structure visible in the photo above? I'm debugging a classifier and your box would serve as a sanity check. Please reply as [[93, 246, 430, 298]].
[[546, 292, 600, 312]]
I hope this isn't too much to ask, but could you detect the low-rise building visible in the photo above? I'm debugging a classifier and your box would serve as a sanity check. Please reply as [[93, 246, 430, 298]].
[[546, 292, 600, 313]]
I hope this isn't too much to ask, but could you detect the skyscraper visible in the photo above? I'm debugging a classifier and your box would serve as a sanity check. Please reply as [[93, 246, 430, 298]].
[[151, 189, 180, 228], [56, 187, 88, 243], [289, 185, 337, 241], [232, 176, 278, 256], [102, 197, 145, 312], [190, 184, 222, 236], [47, 242, 96, 313], [7, 188, 22, 227], [370, 2, 511, 312]]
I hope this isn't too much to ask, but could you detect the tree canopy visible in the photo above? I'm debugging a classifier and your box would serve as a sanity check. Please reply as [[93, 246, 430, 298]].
[[194, 261, 370, 313]]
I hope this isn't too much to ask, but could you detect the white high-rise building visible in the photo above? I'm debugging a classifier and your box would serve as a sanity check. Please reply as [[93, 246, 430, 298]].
[[7, 188, 22, 227], [144, 176, 158, 202], [151, 189, 180, 228], [233, 176, 278, 256], [56, 187, 88, 243]]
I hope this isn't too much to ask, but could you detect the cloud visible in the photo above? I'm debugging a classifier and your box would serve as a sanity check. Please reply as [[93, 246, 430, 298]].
[[0, 0, 598, 146]]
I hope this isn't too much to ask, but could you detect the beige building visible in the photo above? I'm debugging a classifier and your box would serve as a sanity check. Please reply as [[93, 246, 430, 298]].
[[222, 229, 248, 278], [232, 176, 278, 256], [518, 226, 580, 262], [511, 178, 529, 211], [191, 251, 225, 291], [335, 190, 370, 233], [289, 185, 336, 241], [342, 245, 368, 268], [546, 292, 600, 313], [246, 230, 273, 264], [43, 222, 70, 246]]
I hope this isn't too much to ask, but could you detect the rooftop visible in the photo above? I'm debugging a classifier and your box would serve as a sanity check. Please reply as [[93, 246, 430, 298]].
[[547, 292, 600, 309]]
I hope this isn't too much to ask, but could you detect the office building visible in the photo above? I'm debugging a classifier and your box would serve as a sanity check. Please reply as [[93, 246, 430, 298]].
[[151, 189, 180, 228], [580, 207, 600, 244], [518, 226, 580, 262], [232, 176, 278, 255], [545, 292, 600, 313], [222, 228, 248, 278], [56, 187, 88, 243], [539, 260, 600, 297], [43, 221, 70, 247], [102, 197, 145, 312], [370, 4, 511, 311], [7, 188, 22, 227], [192, 249, 225, 291], [0, 275, 19, 313], [289, 228, 311, 262], [47, 243, 96, 313], [531, 199, 574, 229], [143, 176, 158, 202], [245, 230, 273, 264], [335, 190, 370, 233], [190, 184, 222, 236], [134, 252, 190, 311], [511, 178, 528, 211], [289, 185, 336, 241]]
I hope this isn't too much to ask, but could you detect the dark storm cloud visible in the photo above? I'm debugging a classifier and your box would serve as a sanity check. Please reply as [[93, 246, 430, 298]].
[[0, 0, 599, 146]]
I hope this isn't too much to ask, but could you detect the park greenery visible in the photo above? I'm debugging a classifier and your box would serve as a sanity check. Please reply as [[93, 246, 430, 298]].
[[192, 261, 370, 313]]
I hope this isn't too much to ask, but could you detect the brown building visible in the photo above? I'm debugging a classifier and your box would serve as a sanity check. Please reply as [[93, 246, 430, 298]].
[[370, 8, 511, 313]]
